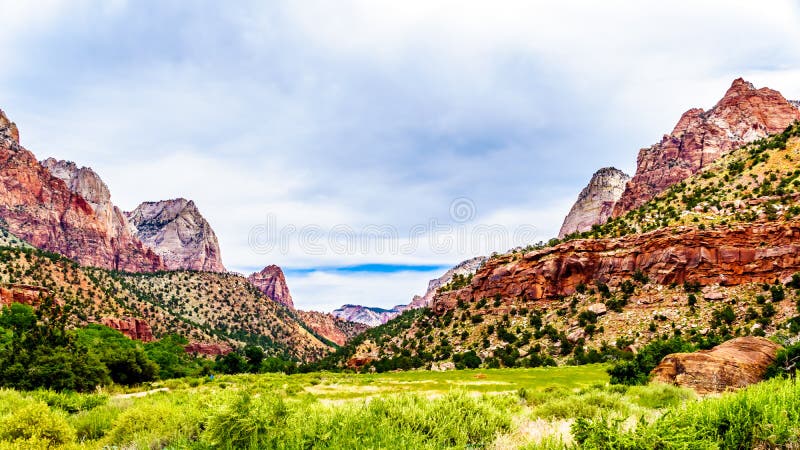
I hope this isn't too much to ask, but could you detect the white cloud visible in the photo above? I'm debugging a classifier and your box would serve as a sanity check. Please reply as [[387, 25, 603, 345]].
[[1, 1, 799, 310]]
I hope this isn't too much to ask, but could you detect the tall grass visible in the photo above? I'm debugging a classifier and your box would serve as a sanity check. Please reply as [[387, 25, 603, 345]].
[[574, 377, 800, 449]]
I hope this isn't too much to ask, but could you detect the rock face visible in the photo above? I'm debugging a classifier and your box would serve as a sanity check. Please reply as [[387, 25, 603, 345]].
[[0, 284, 50, 307], [126, 199, 225, 273], [651, 337, 782, 394], [409, 256, 488, 309], [100, 317, 155, 342], [184, 342, 233, 356], [433, 221, 800, 314], [331, 304, 406, 327], [247, 265, 294, 309], [0, 109, 163, 272], [296, 310, 368, 346], [559, 168, 630, 238], [612, 79, 800, 216]]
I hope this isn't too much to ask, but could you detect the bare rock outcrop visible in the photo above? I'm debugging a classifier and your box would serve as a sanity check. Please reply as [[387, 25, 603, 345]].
[[184, 341, 233, 356], [101, 317, 155, 342], [651, 336, 782, 394], [433, 221, 800, 314], [612, 79, 800, 216], [559, 168, 630, 238], [409, 256, 488, 309], [247, 264, 294, 309], [0, 109, 163, 272], [0, 284, 50, 307], [126, 199, 225, 273]]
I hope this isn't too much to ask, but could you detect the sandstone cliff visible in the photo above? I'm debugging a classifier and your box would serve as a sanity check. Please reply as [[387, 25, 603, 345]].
[[247, 264, 294, 309], [434, 221, 800, 314], [559, 167, 630, 238], [101, 317, 155, 342], [612, 78, 800, 216], [126, 199, 226, 273], [0, 109, 163, 272], [651, 336, 781, 394]]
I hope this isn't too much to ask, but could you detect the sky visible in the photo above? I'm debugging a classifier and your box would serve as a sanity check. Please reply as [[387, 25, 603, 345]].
[[1, 0, 799, 311]]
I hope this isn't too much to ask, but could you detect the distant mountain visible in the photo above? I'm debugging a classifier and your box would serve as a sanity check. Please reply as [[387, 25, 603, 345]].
[[126, 198, 226, 273], [331, 304, 407, 327], [331, 257, 488, 327], [295, 310, 369, 346]]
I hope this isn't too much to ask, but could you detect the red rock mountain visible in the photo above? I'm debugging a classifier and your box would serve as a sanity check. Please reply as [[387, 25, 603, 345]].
[[612, 78, 800, 216], [248, 265, 294, 309], [0, 109, 163, 272], [126, 199, 226, 273], [434, 221, 800, 314], [559, 167, 630, 238]]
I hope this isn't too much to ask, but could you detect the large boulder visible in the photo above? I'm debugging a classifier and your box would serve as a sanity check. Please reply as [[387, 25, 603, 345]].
[[650, 336, 782, 394]]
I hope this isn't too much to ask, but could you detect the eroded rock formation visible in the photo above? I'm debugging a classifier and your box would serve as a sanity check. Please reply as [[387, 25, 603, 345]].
[[247, 265, 294, 309], [0, 284, 50, 307], [613, 79, 800, 216], [184, 341, 233, 356], [0, 109, 163, 272], [559, 168, 630, 238], [101, 317, 155, 342], [433, 221, 800, 314], [651, 336, 782, 394], [126, 199, 225, 273]]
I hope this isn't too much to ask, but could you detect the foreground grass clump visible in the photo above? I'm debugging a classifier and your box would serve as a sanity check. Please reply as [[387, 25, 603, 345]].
[[205, 390, 516, 449], [574, 377, 800, 449]]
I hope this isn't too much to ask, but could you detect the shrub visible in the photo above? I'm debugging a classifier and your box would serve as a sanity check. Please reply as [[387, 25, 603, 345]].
[[204, 393, 288, 449], [608, 337, 696, 385], [0, 402, 75, 447]]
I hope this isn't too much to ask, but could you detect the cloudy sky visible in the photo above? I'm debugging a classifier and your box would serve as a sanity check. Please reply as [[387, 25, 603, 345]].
[[1, 1, 799, 311]]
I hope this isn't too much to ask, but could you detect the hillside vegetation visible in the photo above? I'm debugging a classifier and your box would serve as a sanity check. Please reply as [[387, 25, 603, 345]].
[[0, 242, 331, 361]]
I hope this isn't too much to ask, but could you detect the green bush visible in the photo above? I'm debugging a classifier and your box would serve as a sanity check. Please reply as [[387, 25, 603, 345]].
[[203, 393, 289, 449], [0, 402, 75, 447], [608, 337, 696, 385]]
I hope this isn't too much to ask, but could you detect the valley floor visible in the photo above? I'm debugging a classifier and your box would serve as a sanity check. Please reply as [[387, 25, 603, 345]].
[[0, 365, 797, 449]]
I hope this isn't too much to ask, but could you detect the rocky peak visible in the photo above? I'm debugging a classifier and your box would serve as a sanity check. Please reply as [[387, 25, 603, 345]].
[[0, 111, 162, 272], [558, 167, 630, 238], [126, 198, 226, 273], [612, 78, 800, 216], [790, 100, 800, 110], [409, 256, 488, 309], [0, 109, 19, 144], [247, 264, 294, 309]]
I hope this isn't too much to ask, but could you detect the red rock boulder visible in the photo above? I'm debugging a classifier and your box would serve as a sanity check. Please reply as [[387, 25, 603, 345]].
[[650, 336, 782, 394]]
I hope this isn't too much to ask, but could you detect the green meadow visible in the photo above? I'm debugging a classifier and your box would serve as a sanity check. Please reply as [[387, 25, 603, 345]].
[[1, 364, 798, 449]]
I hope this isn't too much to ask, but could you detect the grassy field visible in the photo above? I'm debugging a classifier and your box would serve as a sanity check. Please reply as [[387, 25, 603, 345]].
[[0, 364, 796, 449]]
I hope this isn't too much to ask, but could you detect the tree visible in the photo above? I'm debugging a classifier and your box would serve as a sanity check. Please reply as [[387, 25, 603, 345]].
[[0, 301, 110, 392], [244, 345, 265, 373]]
